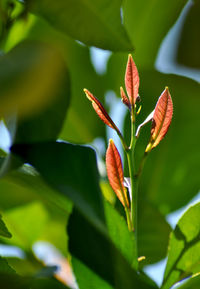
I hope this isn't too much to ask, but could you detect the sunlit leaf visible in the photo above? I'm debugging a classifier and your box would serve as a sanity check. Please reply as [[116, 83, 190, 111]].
[[120, 87, 131, 110], [162, 203, 200, 289], [146, 87, 173, 151], [106, 140, 129, 207], [84, 89, 120, 133], [125, 54, 140, 106]]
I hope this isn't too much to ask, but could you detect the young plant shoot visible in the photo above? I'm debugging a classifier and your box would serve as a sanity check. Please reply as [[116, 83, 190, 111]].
[[84, 54, 173, 259]]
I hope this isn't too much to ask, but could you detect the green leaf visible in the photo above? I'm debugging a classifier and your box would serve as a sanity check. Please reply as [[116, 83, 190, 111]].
[[72, 257, 114, 289], [0, 257, 28, 289], [10, 15, 107, 143], [27, 16, 107, 142], [104, 201, 137, 269], [175, 274, 200, 289], [123, 0, 187, 67], [14, 62, 70, 143], [138, 202, 171, 265], [0, 256, 16, 274], [0, 214, 12, 238], [30, 277, 70, 289], [11, 142, 106, 232], [30, 0, 133, 51], [3, 202, 49, 249], [59, 40, 107, 143], [162, 203, 200, 289], [177, 1, 200, 68], [5, 256, 44, 276], [0, 41, 68, 120], [0, 166, 72, 214], [0, 257, 70, 289], [0, 167, 71, 253], [68, 208, 158, 289]]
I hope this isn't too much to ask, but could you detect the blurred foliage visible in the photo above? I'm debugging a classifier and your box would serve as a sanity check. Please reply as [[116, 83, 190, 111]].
[[0, 0, 199, 288], [177, 0, 200, 68]]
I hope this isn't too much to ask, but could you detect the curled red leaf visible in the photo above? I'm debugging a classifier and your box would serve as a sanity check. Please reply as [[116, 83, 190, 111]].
[[146, 87, 173, 151], [120, 86, 131, 110], [84, 89, 120, 133], [125, 54, 139, 107], [106, 139, 129, 207]]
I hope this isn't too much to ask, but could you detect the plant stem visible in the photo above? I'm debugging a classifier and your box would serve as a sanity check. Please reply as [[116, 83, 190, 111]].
[[125, 106, 139, 266], [124, 205, 132, 232], [117, 130, 129, 152], [136, 151, 148, 178]]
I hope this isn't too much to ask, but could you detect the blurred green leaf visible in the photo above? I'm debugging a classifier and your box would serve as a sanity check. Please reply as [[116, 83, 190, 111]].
[[175, 274, 200, 289], [14, 63, 70, 143], [68, 208, 158, 289], [177, 1, 200, 68], [3, 202, 49, 249], [5, 256, 44, 276], [0, 256, 16, 274], [0, 213, 12, 238], [12, 142, 106, 232], [30, 277, 70, 289], [162, 203, 200, 289], [0, 168, 71, 252], [30, 0, 133, 51], [138, 202, 171, 265], [123, 0, 187, 67], [59, 39, 106, 143], [0, 257, 28, 289], [13, 15, 106, 143], [0, 166, 72, 213], [0, 41, 68, 119]]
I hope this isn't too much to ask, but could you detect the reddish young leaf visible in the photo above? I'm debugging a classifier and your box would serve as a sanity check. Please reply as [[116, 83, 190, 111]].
[[125, 54, 139, 106], [84, 89, 120, 133], [146, 87, 173, 151], [120, 86, 131, 110], [106, 139, 129, 207]]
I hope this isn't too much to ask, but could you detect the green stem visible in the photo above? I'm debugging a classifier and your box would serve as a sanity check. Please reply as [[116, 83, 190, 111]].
[[116, 130, 129, 152], [124, 205, 132, 232], [136, 151, 148, 178], [125, 106, 139, 267]]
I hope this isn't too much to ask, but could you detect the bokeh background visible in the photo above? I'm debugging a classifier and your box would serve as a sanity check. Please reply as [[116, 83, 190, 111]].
[[0, 0, 199, 287]]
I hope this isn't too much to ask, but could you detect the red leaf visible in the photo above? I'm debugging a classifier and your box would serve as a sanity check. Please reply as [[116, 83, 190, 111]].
[[125, 54, 139, 106], [147, 87, 173, 151], [120, 86, 131, 109], [106, 139, 129, 207], [84, 89, 120, 132]]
